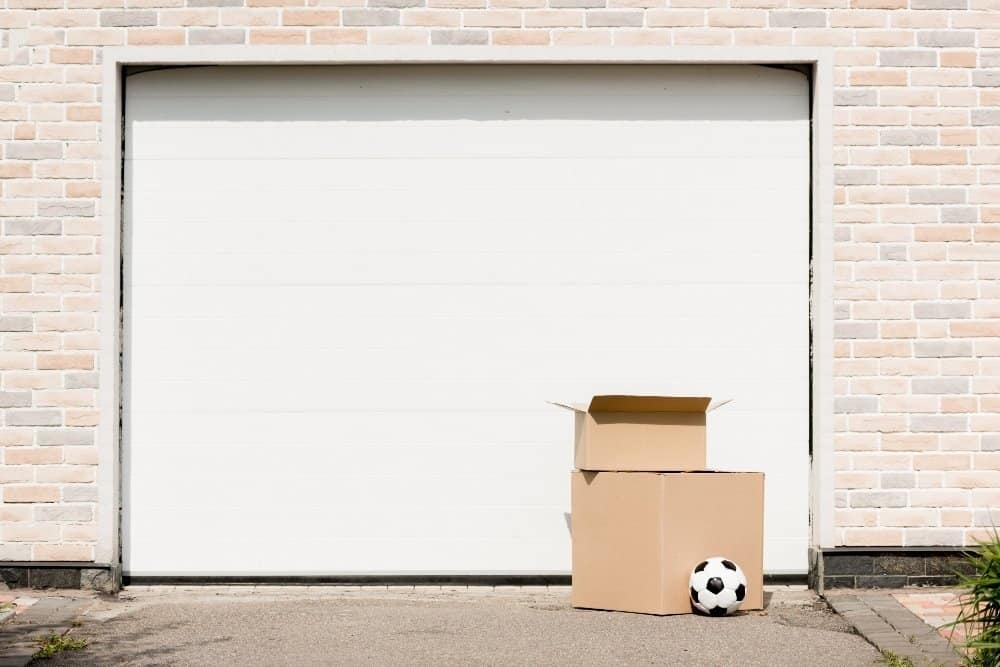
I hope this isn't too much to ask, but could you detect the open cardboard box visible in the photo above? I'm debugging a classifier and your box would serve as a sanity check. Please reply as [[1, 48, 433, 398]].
[[551, 395, 730, 472], [571, 470, 764, 616]]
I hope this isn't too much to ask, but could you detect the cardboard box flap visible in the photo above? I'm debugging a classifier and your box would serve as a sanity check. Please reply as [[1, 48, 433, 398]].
[[548, 400, 591, 413], [588, 395, 728, 413], [550, 396, 731, 414]]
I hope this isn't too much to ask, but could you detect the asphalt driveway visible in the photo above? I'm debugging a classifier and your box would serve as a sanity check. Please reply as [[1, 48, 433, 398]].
[[40, 586, 881, 666]]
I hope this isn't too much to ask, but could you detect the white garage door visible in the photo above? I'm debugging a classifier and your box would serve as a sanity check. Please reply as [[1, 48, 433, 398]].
[[124, 65, 810, 576]]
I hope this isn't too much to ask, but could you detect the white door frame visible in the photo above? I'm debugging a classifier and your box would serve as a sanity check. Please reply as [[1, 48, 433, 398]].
[[99, 46, 834, 572]]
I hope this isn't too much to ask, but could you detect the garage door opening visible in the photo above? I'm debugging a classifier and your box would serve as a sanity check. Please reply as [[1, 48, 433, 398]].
[[122, 64, 810, 577]]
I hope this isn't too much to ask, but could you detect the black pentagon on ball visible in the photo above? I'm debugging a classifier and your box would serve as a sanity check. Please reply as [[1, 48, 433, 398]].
[[694, 561, 708, 573], [721, 560, 737, 571], [735, 584, 746, 602], [690, 587, 699, 602], [706, 577, 724, 594], [709, 606, 727, 617]]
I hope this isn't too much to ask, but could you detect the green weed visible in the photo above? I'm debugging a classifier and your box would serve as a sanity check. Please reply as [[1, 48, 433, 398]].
[[32, 633, 88, 660]]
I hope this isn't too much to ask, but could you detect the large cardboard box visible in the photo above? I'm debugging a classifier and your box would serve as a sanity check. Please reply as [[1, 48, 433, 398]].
[[571, 470, 764, 616], [551, 395, 728, 471]]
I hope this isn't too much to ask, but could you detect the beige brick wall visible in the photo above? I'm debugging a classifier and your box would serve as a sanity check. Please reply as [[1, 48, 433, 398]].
[[1, 3, 999, 562]]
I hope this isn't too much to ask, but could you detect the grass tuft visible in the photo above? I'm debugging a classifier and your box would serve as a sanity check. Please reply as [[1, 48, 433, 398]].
[[32, 633, 88, 660], [943, 527, 1000, 666], [878, 650, 915, 667]]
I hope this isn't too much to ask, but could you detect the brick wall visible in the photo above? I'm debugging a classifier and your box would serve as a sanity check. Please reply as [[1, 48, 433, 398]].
[[0, 2, 999, 563]]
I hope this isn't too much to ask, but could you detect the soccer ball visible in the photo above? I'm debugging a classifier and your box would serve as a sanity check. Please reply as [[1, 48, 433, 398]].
[[689, 557, 747, 616]]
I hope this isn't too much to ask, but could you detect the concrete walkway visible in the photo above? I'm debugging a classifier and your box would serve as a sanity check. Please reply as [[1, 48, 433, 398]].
[[0, 592, 96, 667], [9, 585, 880, 666], [826, 591, 963, 667]]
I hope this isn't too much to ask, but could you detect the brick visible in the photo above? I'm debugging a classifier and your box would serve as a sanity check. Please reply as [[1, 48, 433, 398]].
[[911, 415, 968, 433], [4, 485, 59, 502], [835, 321, 879, 338], [38, 353, 93, 370], [5, 219, 62, 235], [430, 28, 487, 43], [835, 396, 878, 413], [128, 28, 186, 44], [463, 10, 520, 26], [905, 529, 964, 546], [35, 504, 93, 522], [492, 29, 549, 43], [249, 27, 307, 42], [918, 30, 974, 47], [880, 129, 938, 146], [342, 8, 398, 23], [586, 9, 642, 26], [100, 9, 157, 25], [972, 109, 1000, 126], [878, 49, 937, 67], [973, 70, 1000, 87], [915, 453, 970, 470], [941, 207, 978, 223], [524, 10, 582, 26], [769, 9, 826, 26], [0, 317, 33, 332], [33, 544, 93, 560], [36, 428, 94, 446], [4, 142, 62, 160], [913, 301, 972, 319], [909, 0, 966, 7], [880, 472, 916, 489], [914, 340, 973, 357], [850, 491, 907, 508], [36, 200, 95, 217], [159, 8, 220, 24], [4, 447, 61, 464], [311, 28, 367, 43], [549, 0, 604, 7], [835, 89, 877, 106], [0, 391, 32, 407], [188, 28, 247, 43], [3, 524, 60, 542], [909, 188, 967, 204]]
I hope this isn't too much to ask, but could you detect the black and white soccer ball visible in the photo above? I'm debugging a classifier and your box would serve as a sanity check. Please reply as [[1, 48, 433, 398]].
[[689, 556, 747, 616]]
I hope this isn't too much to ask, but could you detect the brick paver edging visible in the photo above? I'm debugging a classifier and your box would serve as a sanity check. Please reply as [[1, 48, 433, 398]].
[[0, 597, 93, 667], [826, 591, 962, 667]]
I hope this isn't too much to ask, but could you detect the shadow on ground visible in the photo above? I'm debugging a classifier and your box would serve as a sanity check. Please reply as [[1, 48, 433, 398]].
[[43, 591, 881, 667]]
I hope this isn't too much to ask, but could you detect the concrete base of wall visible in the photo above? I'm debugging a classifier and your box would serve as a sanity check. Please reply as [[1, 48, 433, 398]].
[[4, 550, 969, 592], [813, 547, 974, 591], [0, 562, 119, 593]]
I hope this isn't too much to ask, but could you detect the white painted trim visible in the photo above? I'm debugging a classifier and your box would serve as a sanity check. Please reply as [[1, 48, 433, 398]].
[[96, 56, 122, 566], [104, 45, 831, 66], [811, 56, 836, 550], [98, 46, 836, 570]]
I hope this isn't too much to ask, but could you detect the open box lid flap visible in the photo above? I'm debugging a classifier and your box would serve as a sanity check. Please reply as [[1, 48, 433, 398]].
[[549, 396, 731, 414]]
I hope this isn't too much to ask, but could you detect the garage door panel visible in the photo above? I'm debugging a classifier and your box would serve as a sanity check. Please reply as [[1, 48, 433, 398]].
[[132, 156, 806, 191], [130, 458, 570, 510], [129, 379, 808, 414], [125, 64, 810, 575], [129, 346, 808, 383], [130, 285, 804, 317], [130, 412, 569, 447], [128, 116, 806, 158], [129, 255, 802, 286], [130, 220, 802, 258], [127, 536, 570, 575], [128, 192, 806, 237], [131, 323, 806, 357]]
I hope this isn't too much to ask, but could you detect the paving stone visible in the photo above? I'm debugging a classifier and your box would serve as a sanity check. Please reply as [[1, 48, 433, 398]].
[[826, 592, 962, 666]]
